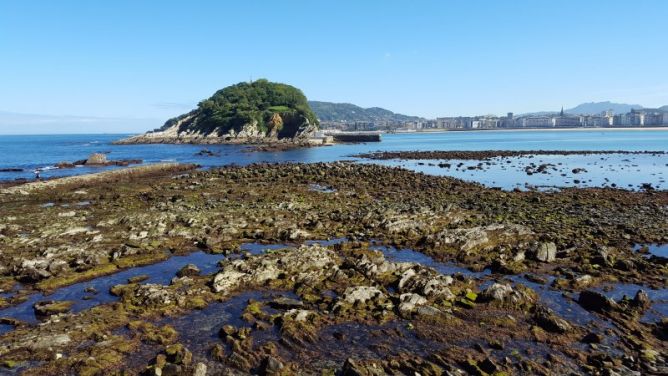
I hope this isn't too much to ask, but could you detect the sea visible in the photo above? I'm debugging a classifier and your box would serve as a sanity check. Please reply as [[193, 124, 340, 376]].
[[0, 130, 667, 191]]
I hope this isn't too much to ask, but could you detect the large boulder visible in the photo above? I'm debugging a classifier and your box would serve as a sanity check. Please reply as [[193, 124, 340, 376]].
[[533, 305, 572, 333], [578, 290, 618, 312], [535, 242, 557, 262], [85, 153, 108, 165]]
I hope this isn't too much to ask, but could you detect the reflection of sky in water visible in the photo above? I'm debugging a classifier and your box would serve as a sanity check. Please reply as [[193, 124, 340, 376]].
[[591, 283, 668, 323], [633, 243, 668, 258], [374, 153, 667, 190], [0, 239, 346, 330], [0, 251, 227, 325]]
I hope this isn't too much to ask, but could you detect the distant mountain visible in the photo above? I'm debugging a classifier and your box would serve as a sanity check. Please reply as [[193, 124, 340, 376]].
[[565, 101, 643, 115], [309, 101, 423, 123]]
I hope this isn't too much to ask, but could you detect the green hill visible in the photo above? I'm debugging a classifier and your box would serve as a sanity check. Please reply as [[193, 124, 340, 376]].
[[309, 101, 423, 123], [158, 79, 318, 139]]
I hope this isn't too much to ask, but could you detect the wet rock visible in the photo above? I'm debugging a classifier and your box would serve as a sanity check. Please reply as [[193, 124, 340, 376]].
[[479, 357, 499, 374], [269, 297, 304, 310], [30, 334, 71, 350], [340, 286, 385, 305], [533, 305, 572, 333], [397, 267, 454, 300], [176, 263, 200, 278], [165, 343, 192, 366], [213, 244, 337, 293], [128, 274, 150, 283], [581, 332, 603, 344], [342, 358, 385, 376], [210, 343, 225, 361], [219, 324, 237, 338], [33, 300, 73, 316], [614, 259, 635, 271], [349, 250, 399, 278], [259, 356, 284, 376], [425, 224, 533, 253], [524, 273, 547, 284], [135, 284, 176, 306], [283, 309, 315, 323], [481, 283, 513, 301], [480, 283, 535, 309], [578, 290, 618, 312], [398, 293, 428, 317], [85, 153, 108, 165], [573, 274, 593, 288], [535, 242, 557, 262], [632, 290, 651, 310]]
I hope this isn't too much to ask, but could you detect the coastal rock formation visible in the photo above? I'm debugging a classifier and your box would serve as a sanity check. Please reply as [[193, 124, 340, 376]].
[[115, 80, 319, 145], [0, 162, 666, 375]]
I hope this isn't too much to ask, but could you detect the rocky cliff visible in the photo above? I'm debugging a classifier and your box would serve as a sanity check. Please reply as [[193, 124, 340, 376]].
[[116, 80, 319, 145]]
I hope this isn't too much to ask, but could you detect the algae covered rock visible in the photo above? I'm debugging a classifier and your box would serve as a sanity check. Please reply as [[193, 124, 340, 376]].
[[33, 300, 73, 316], [85, 153, 108, 165]]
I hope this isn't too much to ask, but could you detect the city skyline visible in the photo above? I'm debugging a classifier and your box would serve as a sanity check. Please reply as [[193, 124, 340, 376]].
[[1, 1, 668, 133]]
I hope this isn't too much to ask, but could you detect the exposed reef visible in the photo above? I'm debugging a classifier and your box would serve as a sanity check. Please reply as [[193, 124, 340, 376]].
[[0, 162, 665, 374]]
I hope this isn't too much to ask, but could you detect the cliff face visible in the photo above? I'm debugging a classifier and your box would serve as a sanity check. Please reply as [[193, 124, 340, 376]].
[[116, 80, 318, 145]]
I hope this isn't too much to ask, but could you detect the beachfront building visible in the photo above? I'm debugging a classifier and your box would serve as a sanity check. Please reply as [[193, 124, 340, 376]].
[[518, 116, 552, 127], [435, 117, 473, 129]]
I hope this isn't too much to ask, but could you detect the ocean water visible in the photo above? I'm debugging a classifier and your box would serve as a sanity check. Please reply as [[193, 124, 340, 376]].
[[0, 130, 666, 190]]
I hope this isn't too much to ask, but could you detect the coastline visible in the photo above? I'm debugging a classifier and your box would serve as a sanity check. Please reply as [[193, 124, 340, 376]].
[[0, 163, 197, 194], [390, 126, 668, 134]]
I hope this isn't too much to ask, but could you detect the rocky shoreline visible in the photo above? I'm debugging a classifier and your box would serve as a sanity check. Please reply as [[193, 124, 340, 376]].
[[0, 162, 665, 374]]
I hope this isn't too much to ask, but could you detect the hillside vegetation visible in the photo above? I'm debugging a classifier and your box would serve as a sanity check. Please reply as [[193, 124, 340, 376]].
[[158, 80, 318, 138], [309, 101, 423, 123]]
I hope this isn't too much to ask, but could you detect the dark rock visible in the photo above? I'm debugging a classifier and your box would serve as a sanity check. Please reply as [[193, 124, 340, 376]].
[[55, 162, 76, 169], [578, 290, 618, 312], [219, 324, 236, 338], [524, 273, 548, 284], [533, 305, 572, 333], [479, 357, 498, 374], [342, 358, 384, 376], [581, 332, 603, 344], [269, 297, 304, 310], [614, 259, 634, 271], [165, 343, 192, 366]]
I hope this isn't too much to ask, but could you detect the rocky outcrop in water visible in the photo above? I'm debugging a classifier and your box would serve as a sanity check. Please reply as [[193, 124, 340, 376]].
[[115, 80, 319, 146]]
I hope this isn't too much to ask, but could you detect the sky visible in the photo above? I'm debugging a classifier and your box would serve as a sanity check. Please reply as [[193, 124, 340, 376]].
[[1, 0, 667, 134]]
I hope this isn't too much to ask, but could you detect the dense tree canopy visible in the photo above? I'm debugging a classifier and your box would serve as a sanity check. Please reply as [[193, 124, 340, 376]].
[[160, 80, 318, 138]]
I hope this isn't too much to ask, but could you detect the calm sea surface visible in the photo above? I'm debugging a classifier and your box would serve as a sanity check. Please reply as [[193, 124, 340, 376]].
[[0, 130, 666, 190]]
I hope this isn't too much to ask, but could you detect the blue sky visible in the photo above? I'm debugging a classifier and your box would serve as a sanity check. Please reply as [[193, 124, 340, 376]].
[[1, 0, 667, 133]]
